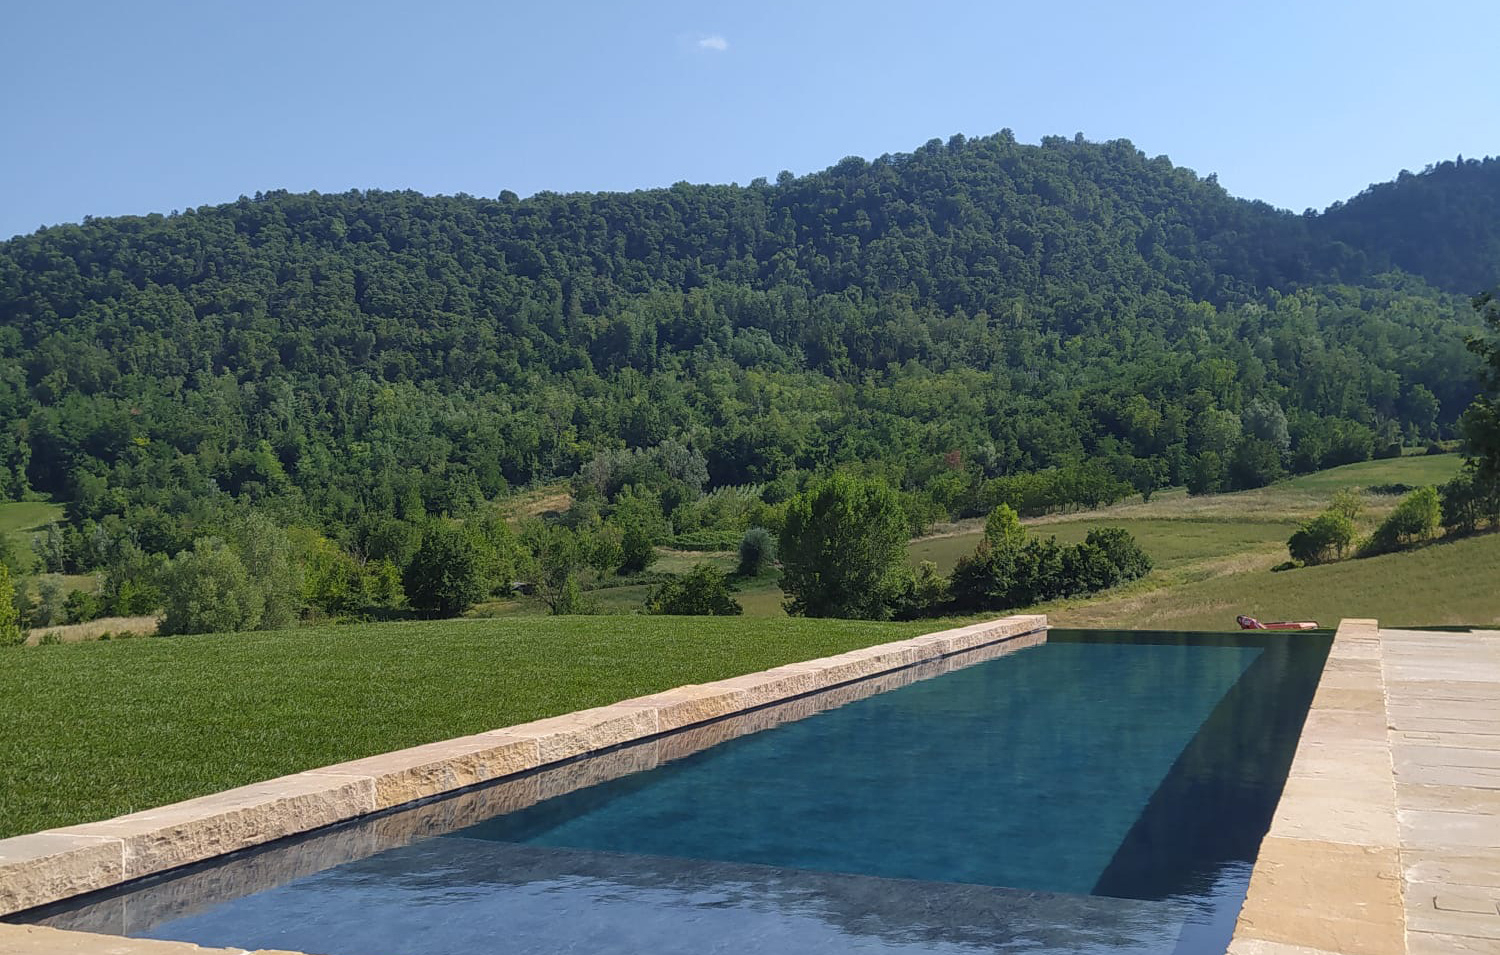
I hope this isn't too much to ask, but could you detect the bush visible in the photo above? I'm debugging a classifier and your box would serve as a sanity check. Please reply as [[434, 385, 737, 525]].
[[1374, 441, 1404, 460], [159, 538, 264, 635], [1287, 512, 1356, 565], [737, 527, 776, 576], [949, 524, 1151, 613], [645, 564, 743, 616], [1082, 527, 1153, 582], [1362, 486, 1441, 555], [779, 473, 908, 619], [891, 561, 950, 620], [402, 521, 484, 618], [35, 576, 68, 627], [1439, 467, 1500, 535]]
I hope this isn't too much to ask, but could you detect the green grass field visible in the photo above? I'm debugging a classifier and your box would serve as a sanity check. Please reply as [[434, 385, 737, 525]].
[[1044, 531, 1500, 631], [0, 500, 64, 572], [0, 615, 930, 838]]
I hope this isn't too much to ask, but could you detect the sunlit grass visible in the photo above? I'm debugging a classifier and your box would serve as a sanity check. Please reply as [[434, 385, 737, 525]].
[[0, 615, 932, 838]]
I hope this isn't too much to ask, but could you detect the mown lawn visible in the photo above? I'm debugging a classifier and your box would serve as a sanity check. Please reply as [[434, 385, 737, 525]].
[[0, 615, 931, 838]]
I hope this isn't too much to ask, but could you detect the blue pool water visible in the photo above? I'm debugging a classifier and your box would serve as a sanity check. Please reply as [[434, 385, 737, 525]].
[[16, 629, 1330, 955]]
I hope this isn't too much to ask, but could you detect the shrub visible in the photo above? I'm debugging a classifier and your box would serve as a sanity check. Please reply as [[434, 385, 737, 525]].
[[1362, 486, 1441, 555], [1083, 527, 1153, 582], [1373, 441, 1403, 460], [159, 538, 264, 635], [1328, 487, 1364, 521], [402, 521, 484, 618], [737, 527, 776, 577], [1287, 512, 1356, 565], [645, 564, 743, 616], [891, 561, 950, 620], [779, 473, 909, 619]]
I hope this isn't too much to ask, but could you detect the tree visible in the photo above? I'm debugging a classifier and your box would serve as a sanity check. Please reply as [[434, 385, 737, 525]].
[[521, 521, 590, 615], [159, 538, 264, 635], [645, 564, 743, 616], [0, 564, 22, 647], [1463, 290, 1500, 482], [618, 520, 656, 574], [779, 473, 909, 619], [229, 511, 303, 630], [402, 521, 484, 617], [737, 526, 776, 576]]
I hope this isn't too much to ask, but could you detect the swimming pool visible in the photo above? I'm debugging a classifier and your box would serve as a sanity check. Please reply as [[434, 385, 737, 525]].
[[13, 629, 1330, 954]]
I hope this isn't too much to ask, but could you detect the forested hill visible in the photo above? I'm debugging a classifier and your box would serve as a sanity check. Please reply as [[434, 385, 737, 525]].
[[0, 131, 1493, 558], [1317, 155, 1500, 295]]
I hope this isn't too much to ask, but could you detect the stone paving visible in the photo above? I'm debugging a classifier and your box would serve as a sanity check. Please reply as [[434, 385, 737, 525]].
[[1384, 627, 1500, 955], [1233, 621, 1500, 955]]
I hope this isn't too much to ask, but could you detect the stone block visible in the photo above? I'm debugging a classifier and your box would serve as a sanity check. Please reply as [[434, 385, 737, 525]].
[[0, 833, 124, 917], [1234, 837, 1404, 955], [496, 703, 660, 763], [53, 773, 376, 882], [1266, 774, 1397, 847], [304, 732, 541, 810]]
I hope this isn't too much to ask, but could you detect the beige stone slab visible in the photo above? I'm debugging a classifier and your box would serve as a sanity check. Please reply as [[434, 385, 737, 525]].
[[496, 702, 661, 763], [1399, 782, 1500, 816], [1235, 837, 1404, 955], [1386, 681, 1500, 703], [1391, 701, 1500, 726], [1404, 848, 1500, 888], [0, 923, 245, 954], [302, 732, 540, 809], [1401, 808, 1500, 850], [1226, 940, 1346, 955], [1394, 717, 1500, 737], [53, 772, 376, 882], [702, 663, 828, 708], [1397, 762, 1500, 790], [1396, 731, 1500, 750], [611, 683, 748, 732], [1299, 708, 1391, 744], [1309, 686, 1388, 715], [0, 833, 125, 917], [1268, 774, 1397, 847], [1397, 743, 1500, 774], [1287, 743, 1395, 785], [1406, 881, 1500, 938], [1407, 930, 1500, 954]]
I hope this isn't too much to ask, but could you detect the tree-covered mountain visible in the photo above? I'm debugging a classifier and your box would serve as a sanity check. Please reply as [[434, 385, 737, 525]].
[[0, 131, 1492, 574]]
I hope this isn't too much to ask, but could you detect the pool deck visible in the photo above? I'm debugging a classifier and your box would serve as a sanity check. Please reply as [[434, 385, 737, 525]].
[[1231, 620, 1500, 955]]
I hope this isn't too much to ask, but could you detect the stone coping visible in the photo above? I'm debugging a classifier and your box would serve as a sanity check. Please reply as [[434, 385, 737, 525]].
[[0, 613, 1045, 947], [1230, 619, 1407, 955]]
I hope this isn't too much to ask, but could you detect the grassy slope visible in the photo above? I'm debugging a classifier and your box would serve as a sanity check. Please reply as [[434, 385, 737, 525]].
[[1043, 531, 1500, 631], [0, 615, 930, 838], [0, 500, 64, 572]]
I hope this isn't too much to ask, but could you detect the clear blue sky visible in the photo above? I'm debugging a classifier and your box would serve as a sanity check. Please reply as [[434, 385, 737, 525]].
[[3, 0, 1497, 239]]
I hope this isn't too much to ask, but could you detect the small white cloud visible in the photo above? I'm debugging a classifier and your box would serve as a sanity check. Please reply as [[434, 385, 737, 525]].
[[697, 34, 728, 52]]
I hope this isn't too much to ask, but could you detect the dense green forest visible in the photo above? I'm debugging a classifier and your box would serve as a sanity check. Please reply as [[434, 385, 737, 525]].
[[1, 131, 1497, 626]]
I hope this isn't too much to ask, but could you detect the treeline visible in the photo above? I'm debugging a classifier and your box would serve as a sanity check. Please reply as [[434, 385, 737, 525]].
[[0, 132, 1496, 632]]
